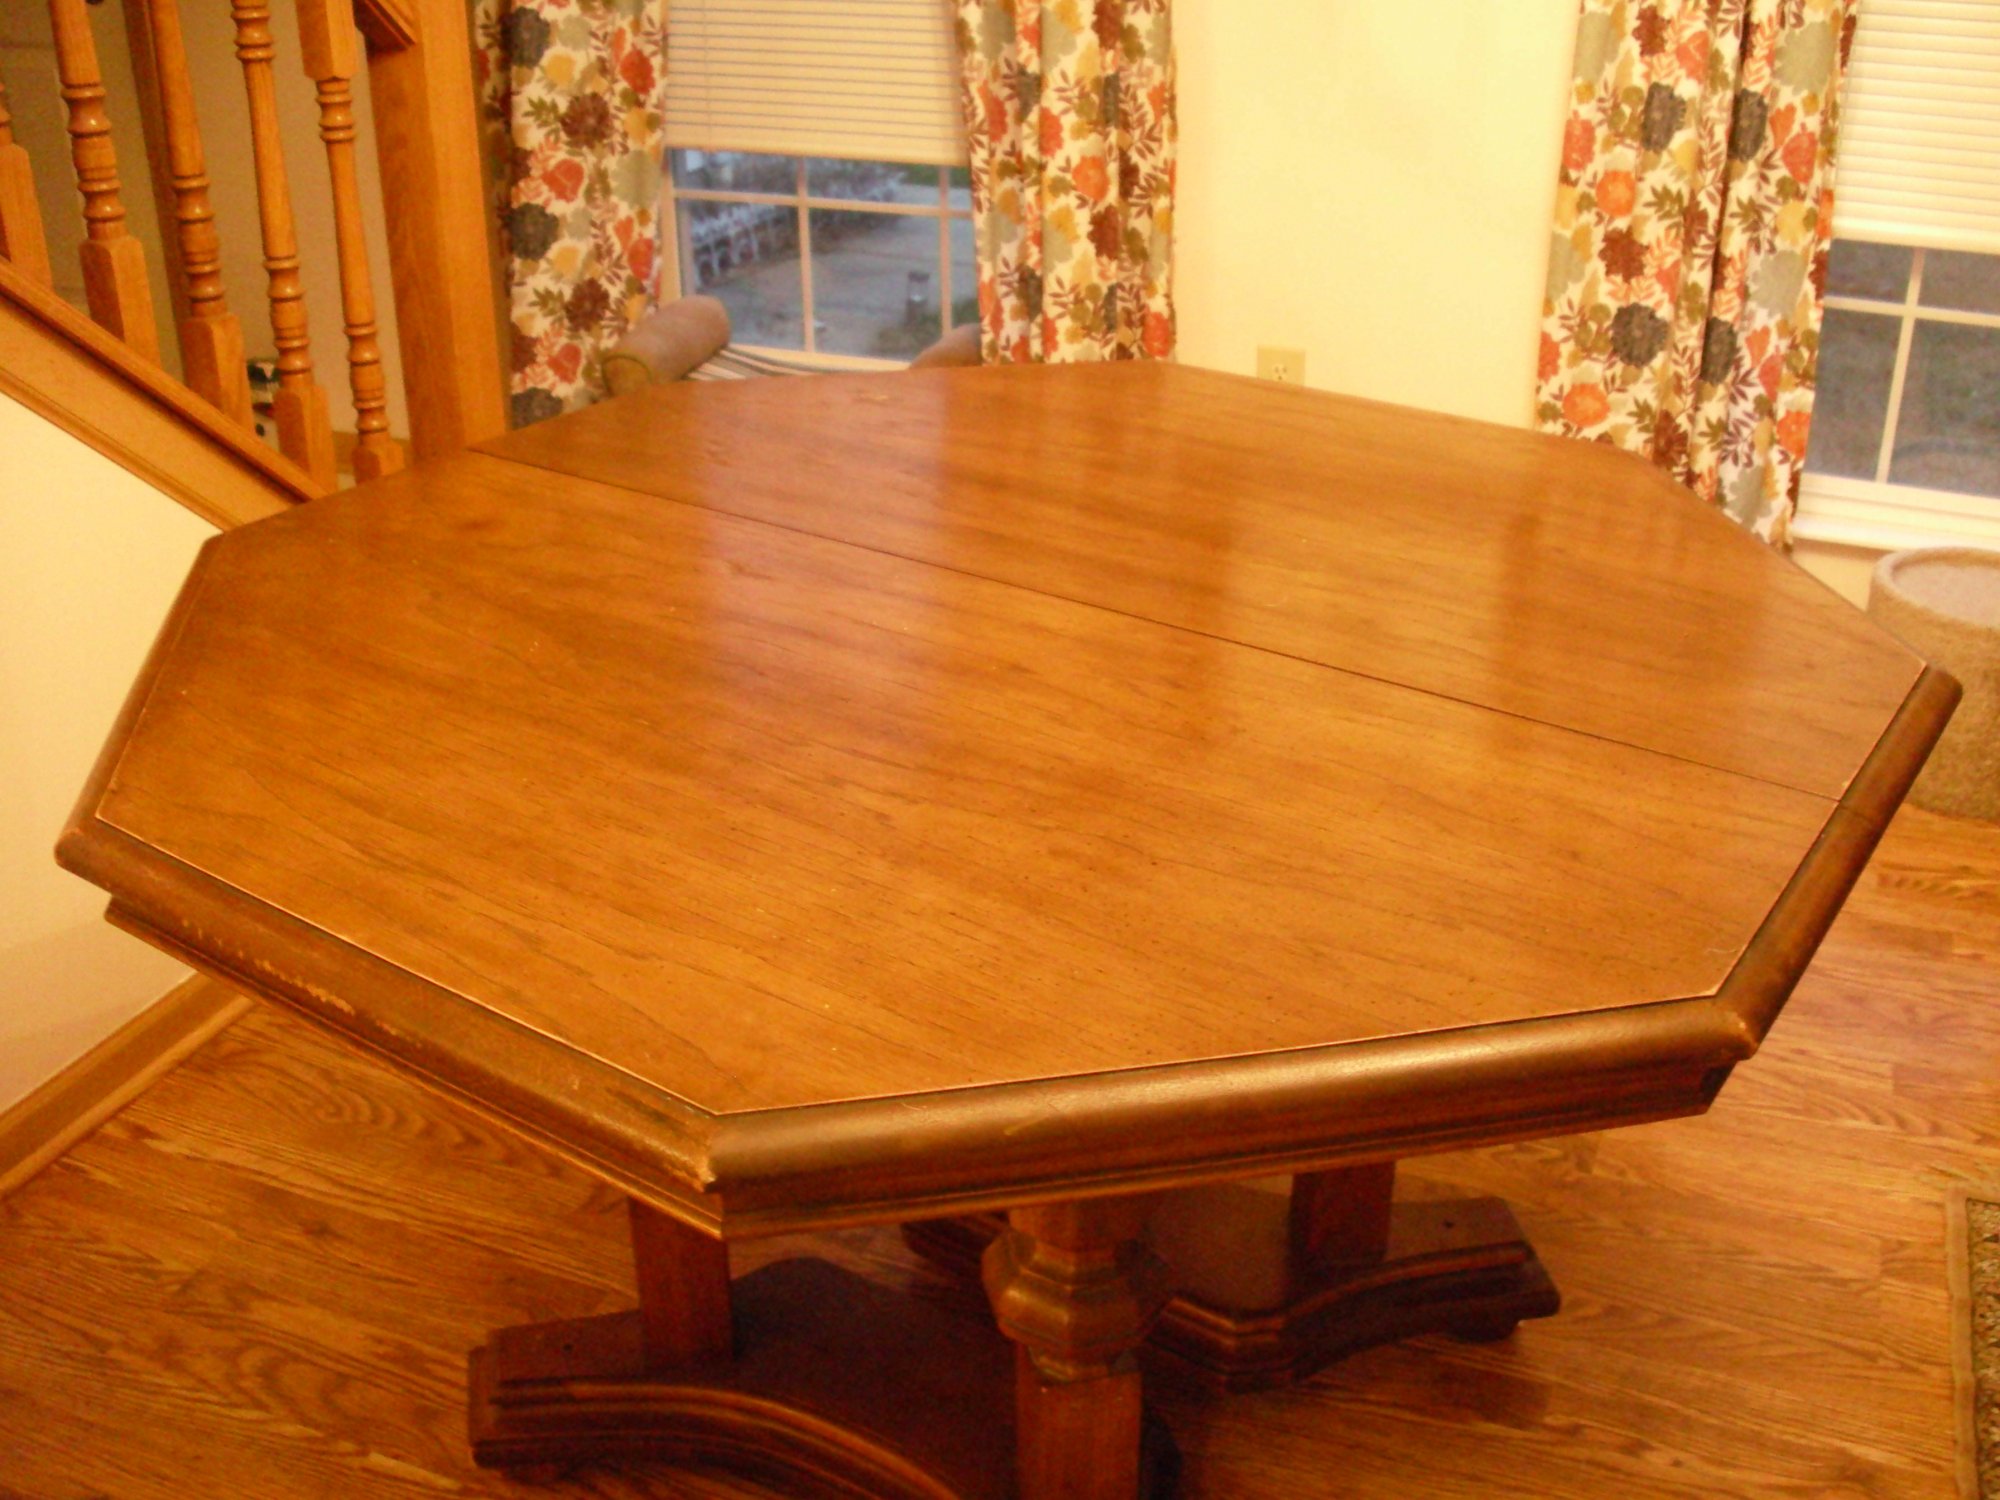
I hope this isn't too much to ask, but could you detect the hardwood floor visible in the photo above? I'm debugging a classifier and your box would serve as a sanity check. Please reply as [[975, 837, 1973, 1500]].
[[3, 804, 1997, 1498]]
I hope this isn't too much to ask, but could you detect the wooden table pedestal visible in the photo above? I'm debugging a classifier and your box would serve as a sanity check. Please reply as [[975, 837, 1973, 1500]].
[[469, 1200, 1180, 1499], [904, 1164, 1560, 1393], [471, 1165, 1555, 1497]]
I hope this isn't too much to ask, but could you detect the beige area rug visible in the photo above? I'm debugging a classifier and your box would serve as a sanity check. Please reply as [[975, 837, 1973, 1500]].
[[1952, 1186, 2000, 1497]]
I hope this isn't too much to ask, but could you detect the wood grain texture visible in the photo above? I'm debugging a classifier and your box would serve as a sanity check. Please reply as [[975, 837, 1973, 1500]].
[[480, 365, 1925, 799], [0, 975, 248, 1200], [628, 1199, 731, 1369], [352, 0, 418, 50], [230, 0, 337, 491], [86, 453, 1840, 1102], [66, 458, 1832, 1096], [0, 255, 321, 524], [360, 0, 508, 460], [2, 803, 1993, 1497], [1291, 1162, 1396, 1270], [58, 446, 1856, 1104], [1947, 1182, 1986, 1500], [296, 0, 403, 481], [47, 0, 159, 361], [0, 74, 55, 289], [55, 368, 1953, 1230]]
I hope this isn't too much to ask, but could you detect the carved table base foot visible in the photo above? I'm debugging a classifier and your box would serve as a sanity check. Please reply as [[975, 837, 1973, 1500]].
[[469, 1251, 1181, 1497], [904, 1170, 1562, 1394], [469, 1257, 1015, 1498]]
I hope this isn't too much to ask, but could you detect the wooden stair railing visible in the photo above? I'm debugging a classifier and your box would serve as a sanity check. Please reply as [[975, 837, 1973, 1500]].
[[0, 78, 55, 290], [300, 0, 403, 481], [356, 0, 507, 461], [0, 0, 503, 493], [125, 0, 253, 426], [231, 0, 339, 488], [48, 0, 160, 362]]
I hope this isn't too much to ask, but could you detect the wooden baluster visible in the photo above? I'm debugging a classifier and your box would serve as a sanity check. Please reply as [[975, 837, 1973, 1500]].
[[0, 74, 56, 288], [133, 0, 252, 424], [297, 0, 404, 482], [47, 0, 159, 360], [231, 0, 336, 491]]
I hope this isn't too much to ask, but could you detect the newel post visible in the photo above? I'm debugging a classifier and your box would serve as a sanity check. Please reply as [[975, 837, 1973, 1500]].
[[357, 0, 507, 459]]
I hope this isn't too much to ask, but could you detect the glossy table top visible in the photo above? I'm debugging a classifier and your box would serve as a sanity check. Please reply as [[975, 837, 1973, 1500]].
[[61, 364, 1953, 1233]]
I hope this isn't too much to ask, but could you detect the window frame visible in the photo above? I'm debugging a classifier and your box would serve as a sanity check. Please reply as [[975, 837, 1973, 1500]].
[[1795, 240, 2000, 552], [662, 155, 976, 370]]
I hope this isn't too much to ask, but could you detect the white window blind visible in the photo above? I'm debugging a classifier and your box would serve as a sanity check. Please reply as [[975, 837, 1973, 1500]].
[[1834, 0, 2000, 254], [665, 0, 967, 166]]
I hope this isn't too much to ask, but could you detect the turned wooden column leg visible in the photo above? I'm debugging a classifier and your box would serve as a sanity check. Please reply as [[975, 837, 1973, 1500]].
[[628, 1199, 732, 1370], [982, 1198, 1172, 1500]]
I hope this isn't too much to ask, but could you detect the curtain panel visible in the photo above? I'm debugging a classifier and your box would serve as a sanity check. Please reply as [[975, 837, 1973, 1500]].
[[1537, 0, 1856, 542], [954, 0, 1177, 363], [473, 0, 669, 426]]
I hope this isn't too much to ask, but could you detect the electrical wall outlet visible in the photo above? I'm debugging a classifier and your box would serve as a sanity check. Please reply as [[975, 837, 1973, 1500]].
[[1256, 345, 1307, 385]]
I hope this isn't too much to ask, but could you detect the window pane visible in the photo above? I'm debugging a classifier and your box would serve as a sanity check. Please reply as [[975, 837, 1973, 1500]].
[[948, 166, 972, 212], [1919, 250, 2000, 316], [1888, 320, 2000, 498], [949, 216, 978, 330], [680, 198, 806, 350], [1826, 240, 1911, 302], [809, 207, 943, 359], [808, 158, 944, 206], [1805, 308, 1900, 478], [671, 150, 797, 195]]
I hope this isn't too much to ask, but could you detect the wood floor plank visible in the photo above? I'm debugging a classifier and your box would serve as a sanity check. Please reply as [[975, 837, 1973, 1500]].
[[1, 803, 1996, 1498]]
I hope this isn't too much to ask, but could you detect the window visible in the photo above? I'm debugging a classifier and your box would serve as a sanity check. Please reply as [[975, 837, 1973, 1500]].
[[1808, 245, 2000, 536], [1795, 0, 2000, 550], [670, 153, 975, 362], [662, 1, 972, 365]]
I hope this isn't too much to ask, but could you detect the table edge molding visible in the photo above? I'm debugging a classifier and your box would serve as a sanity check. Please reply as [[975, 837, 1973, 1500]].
[[1716, 663, 1961, 1044], [57, 804, 1756, 1237]]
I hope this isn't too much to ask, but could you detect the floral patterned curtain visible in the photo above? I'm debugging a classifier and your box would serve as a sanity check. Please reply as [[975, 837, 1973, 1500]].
[[1537, 0, 1855, 543], [472, 0, 669, 426], [953, 0, 1177, 364]]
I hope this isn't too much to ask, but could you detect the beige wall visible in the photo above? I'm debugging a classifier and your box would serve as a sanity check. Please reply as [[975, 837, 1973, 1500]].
[[0, 394, 209, 1114], [1174, 0, 1885, 603], [1176, 0, 1580, 427], [1790, 539, 1878, 606]]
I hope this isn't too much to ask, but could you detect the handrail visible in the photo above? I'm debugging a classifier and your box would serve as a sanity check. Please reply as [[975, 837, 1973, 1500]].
[[1, 254, 326, 523]]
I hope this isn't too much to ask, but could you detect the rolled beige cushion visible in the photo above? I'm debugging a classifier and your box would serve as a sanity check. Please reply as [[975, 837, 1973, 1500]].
[[601, 295, 733, 396], [1867, 547, 2000, 820], [910, 322, 982, 369]]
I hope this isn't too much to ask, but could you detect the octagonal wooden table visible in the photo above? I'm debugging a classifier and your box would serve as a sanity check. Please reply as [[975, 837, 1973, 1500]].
[[61, 364, 1955, 1498]]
